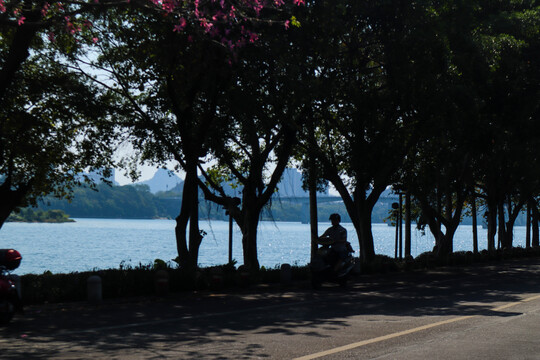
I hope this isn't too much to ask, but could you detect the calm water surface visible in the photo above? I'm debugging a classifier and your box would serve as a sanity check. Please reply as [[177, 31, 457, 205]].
[[0, 218, 528, 274]]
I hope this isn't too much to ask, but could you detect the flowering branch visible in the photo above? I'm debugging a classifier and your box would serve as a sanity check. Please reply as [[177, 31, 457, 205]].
[[0, 0, 301, 49]]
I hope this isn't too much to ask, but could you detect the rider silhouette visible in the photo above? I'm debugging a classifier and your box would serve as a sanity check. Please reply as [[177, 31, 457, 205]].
[[319, 213, 348, 273]]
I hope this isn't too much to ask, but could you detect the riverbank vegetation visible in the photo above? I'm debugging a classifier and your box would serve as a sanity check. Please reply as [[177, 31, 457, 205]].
[[18, 247, 540, 305], [36, 183, 393, 223], [7, 209, 74, 224], [1, 0, 539, 273]]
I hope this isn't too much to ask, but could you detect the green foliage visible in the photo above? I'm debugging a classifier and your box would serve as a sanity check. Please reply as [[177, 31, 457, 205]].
[[18, 247, 540, 305], [7, 208, 74, 223], [37, 183, 395, 223], [0, 19, 118, 228], [153, 258, 168, 270], [40, 184, 174, 219]]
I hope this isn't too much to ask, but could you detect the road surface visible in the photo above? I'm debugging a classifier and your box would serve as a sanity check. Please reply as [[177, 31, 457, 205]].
[[2, 258, 540, 359]]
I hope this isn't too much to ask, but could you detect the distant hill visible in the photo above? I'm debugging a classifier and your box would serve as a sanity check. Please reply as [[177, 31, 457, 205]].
[[165, 168, 327, 198], [80, 168, 119, 186], [135, 168, 184, 194], [276, 168, 329, 198]]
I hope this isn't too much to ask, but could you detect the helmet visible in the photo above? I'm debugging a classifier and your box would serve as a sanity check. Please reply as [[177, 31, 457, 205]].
[[329, 213, 341, 222]]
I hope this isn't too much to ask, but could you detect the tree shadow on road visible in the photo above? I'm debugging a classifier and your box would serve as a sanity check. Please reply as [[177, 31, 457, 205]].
[[1, 259, 539, 359]]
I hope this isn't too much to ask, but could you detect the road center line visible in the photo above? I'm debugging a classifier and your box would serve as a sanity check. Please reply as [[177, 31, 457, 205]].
[[293, 293, 540, 360]]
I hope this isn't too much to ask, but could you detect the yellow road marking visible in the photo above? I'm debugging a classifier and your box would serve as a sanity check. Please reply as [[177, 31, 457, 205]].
[[294, 294, 540, 360], [493, 294, 540, 311]]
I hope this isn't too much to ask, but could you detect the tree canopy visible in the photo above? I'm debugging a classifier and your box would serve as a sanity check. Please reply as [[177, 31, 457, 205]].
[[1, 0, 539, 268]]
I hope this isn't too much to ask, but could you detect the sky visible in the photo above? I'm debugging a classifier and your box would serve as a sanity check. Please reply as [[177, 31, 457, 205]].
[[114, 163, 183, 185]]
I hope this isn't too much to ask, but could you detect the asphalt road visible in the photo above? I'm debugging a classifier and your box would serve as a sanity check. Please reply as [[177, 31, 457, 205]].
[[2, 258, 540, 359]]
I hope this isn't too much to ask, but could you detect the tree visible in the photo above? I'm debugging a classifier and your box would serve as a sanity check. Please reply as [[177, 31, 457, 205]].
[[0, 35, 116, 229], [466, 0, 540, 250], [0, 0, 299, 232], [0, 0, 133, 229], [294, 0, 440, 262], [86, 6, 238, 270], [197, 30, 303, 269]]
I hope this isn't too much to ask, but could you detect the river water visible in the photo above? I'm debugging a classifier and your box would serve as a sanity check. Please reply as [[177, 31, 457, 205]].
[[0, 218, 528, 275]]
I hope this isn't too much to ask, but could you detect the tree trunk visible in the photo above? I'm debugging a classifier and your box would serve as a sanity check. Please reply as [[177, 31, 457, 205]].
[[327, 176, 376, 262], [354, 209, 376, 263], [237, 185, 261, 270], [526, 201, 531, 249], [397, 193, 403, 260], [188, 176, 202, 267], [240, 204, 260, 271], [404, 191, 411, 258], [486, 195, 497, 252], [532, 203, 539, 247], [307, 121, 319, 261], [497, 200, 505, 250], [0, 20, 39, 104], [416, 187, 463, 258], [471, 195, 478, 254], [0, 185, 30, 230], [502, 197, 525, 250], [309, 171, 318, 261], [174, 158, 199, 271], [436, 226, 458, 257]]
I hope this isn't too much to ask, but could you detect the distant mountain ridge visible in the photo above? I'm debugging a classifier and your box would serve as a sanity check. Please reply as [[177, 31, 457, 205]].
[[138, 167, 328, 197], [135, 168, 184, 193]]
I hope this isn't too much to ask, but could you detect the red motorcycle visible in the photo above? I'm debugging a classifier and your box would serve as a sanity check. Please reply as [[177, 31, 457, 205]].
[[0, 249, 22, 325]]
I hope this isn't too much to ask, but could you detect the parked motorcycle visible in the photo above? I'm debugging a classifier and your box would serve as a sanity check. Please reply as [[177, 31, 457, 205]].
[[310, 238, 356, 289], [0, 249, 22, 325]]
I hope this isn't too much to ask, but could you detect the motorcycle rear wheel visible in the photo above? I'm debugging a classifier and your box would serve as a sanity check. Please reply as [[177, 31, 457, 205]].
[[0, 300, 15, 325], [311, 277, 322, 290]]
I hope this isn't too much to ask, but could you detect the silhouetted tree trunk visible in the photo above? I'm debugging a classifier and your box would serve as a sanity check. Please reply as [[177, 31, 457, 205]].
[[532, 202, 540, 247], [504, 197, 526, 249], [526, 201, 531, 248], [497, 200, 505, 249], [405, 191, 411, 258], [308, 163, 319, 261], [486, 194, 497, 252], [0, 183, 31, 230], [471, 194, 479, 254], [175, 158, 201, 271], [0, 15, 39, 103]]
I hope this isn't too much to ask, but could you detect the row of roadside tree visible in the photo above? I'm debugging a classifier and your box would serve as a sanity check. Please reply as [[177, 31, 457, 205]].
[[1, 0, 539, 271]]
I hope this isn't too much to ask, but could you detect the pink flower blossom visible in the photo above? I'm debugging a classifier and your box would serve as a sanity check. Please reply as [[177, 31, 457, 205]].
[[199, 18, 213, 32], [173, 17, 186, 31], [17, 16, 26, 25], [249, 33, 258, 43], [0, 0, 5, 13], [41, 3, 50, 17], [92, 37, 98, 43], [161, 0, 175, 13], [293, 0, 305, 5]]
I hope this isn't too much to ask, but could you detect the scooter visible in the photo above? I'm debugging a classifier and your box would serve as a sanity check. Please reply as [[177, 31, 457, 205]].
[[0, 249, 22, 325], [310, 238, 356, 289]]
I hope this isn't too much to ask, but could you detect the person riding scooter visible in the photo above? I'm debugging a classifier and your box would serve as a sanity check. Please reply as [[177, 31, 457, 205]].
[[318, 213, 350, 275]]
